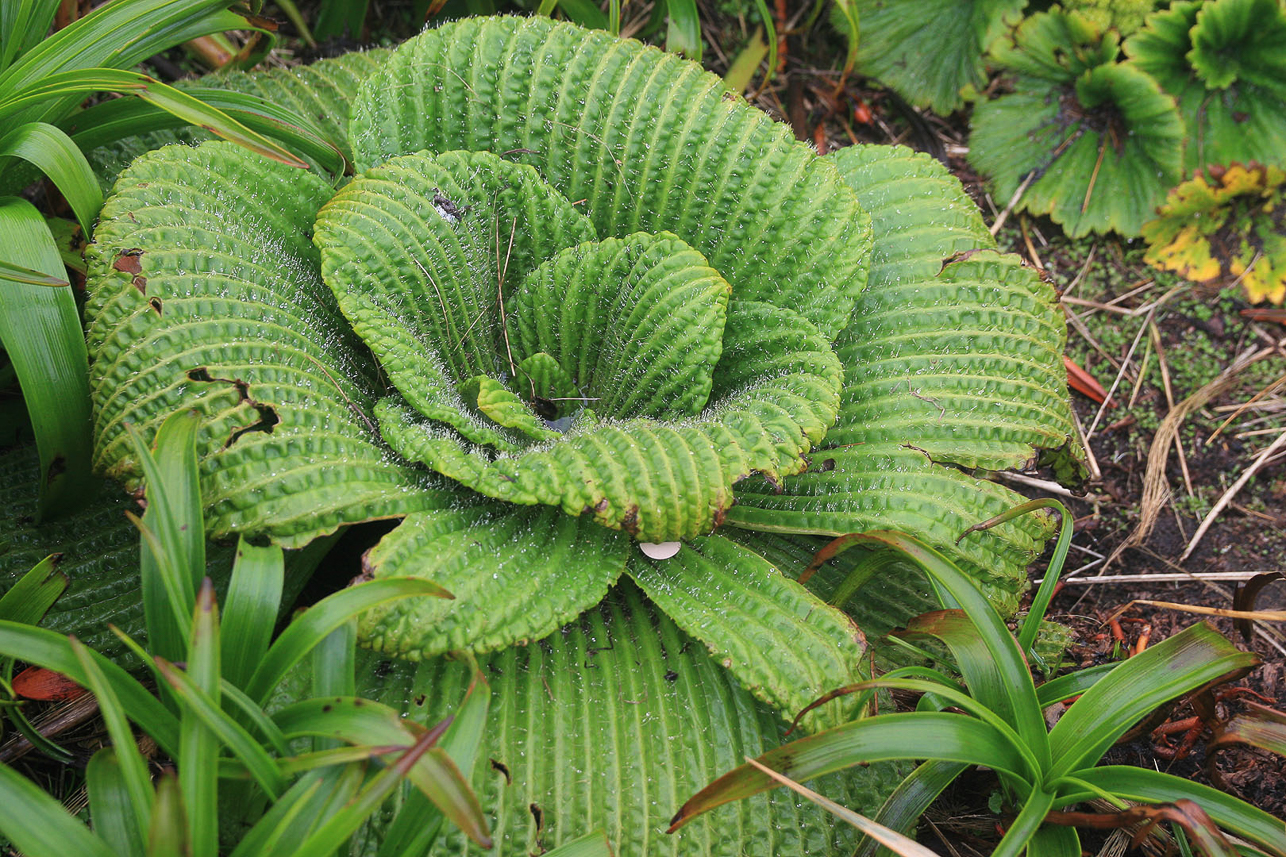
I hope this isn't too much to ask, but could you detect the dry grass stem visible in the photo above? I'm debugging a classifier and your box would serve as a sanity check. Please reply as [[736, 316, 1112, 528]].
[[1037, 571, 1275, 585], [1105, 344, 1275, 569], [1086, 310, 1153, 440], [1107, 598, 1286, 624], [1180, 427, 1286, 561], [1208, 370, 1286, 443], [1150, 321, 1192, 496], [989, 171, 1036, 236], [1063, 303, 1122, 370]]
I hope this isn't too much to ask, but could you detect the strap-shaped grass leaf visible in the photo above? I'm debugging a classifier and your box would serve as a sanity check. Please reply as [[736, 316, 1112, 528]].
[[349, 585, 906, 857], [625, 534, 864, 732], [0, 445, 237, 662], [1125, 0, 1286, 176], [0, 762, 119, 857], [1072, 767, 1286, 857], [849, 0, 1026, 115], [349, 15, 871, 339], [378, 299, 840, 542], [512, 232, 731, 421], [85, 142, 447, 546], [76, 49, 391, 192], [968, 9, 1184, 237], [182, 47, 390, 164], [0, 122, 102, 234], [357, 505, 629, 659], [0, 196, 95, 520]]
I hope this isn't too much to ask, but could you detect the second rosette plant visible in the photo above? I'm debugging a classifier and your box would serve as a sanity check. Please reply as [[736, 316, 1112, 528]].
[[82, 14, 1082, 853]]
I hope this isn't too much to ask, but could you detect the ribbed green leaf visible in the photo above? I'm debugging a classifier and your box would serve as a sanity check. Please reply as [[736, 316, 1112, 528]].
[[314, 149, 596, 444], [379, 299, 841, 542], [75, 49, 391, 191], [850, 0, 1025, 114], [349, 15, 871, 339], [729, 444, 1048, 617], [0, 196, 95, 520], [828, 146, 1079, 476], [512, 232, 731, 421], [625, 535, 864, 733], [85, 142, 447, 547], [1125, 0, 1286, 175], [349, 585, 903, 857], [725, 144, 1079, 629], [968, 10, 1184, 237], [358, 505, 628, 659], [832, 250, 1074, 474]]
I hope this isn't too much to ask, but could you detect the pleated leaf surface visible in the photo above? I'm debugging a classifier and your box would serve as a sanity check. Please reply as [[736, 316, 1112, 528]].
[[85, 143, 447, 547], [728, 144, 1081, 616], [357, 505, 630, 659], [348, 15, 871, 340], [374, 298, 841, 542], [625, 535, 865, 733], [348, 586, 903, 857]]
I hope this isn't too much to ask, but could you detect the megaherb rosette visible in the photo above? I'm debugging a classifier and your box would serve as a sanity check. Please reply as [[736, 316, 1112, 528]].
[[83, 16, 1083, 852]]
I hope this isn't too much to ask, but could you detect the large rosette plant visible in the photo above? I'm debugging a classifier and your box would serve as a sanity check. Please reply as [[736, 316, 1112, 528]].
[[81, 15, 1083, 854]]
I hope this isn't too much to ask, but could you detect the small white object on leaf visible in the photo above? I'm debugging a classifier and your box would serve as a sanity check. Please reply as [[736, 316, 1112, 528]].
[[639, 541, 681, 560]]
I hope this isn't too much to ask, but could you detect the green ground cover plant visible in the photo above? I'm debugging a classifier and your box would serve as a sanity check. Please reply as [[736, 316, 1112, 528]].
[[846, 0, 1286, 242]]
